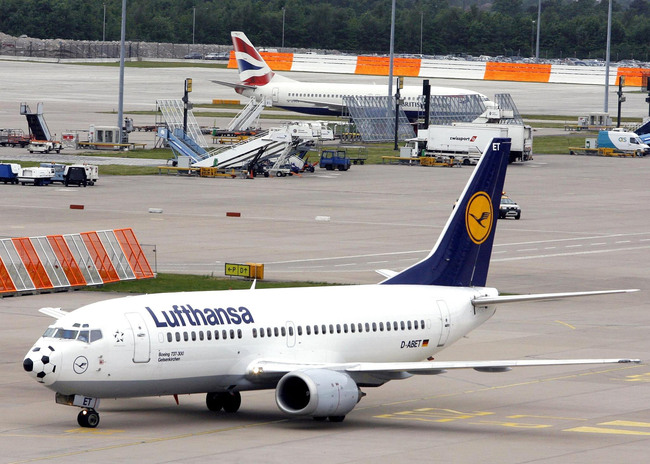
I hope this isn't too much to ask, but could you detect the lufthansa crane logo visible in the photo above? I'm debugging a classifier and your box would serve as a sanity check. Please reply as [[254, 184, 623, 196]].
[[465, 191, 493, 244]]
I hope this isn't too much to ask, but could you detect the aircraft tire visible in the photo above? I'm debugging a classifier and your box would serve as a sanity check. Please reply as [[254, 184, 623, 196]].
[[221, 392, 241, 413], [206, 392, 224, 412], [77, 409, 100, 428]]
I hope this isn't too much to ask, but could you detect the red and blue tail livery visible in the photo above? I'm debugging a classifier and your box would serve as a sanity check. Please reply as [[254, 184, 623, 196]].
[[231, 31, 275, 87]]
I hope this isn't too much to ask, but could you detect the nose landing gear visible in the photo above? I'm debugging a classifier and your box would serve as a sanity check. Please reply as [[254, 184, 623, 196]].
[[77, 408, 100, 428]]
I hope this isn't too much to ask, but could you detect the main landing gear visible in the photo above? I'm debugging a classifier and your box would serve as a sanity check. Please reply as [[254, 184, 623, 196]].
[[206, 391, 241, 413], [77, 408, 100, 428]]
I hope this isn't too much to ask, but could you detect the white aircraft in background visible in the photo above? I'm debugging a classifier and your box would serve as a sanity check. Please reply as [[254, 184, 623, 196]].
[[23, 138, 639, 428], [213, 31, 493, 120]]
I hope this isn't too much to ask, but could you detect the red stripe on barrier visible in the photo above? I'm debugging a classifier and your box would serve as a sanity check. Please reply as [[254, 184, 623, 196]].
[[47, 235, 87, 287], [0, 259, 17, 293], [113, 228, 154, 280], [12, 238, 53, 289], [81, 232, 120, 283]]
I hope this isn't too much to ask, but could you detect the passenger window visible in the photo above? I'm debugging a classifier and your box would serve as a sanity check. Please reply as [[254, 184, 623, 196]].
[[222, 329, 228, 339], [183, 332, 189, 341], [167, 332, 172, 342], [289, 326, 295, 336], [336, 324, 341, 334], [379, 322, 384, 331], [386, 322, 391, 331], [274, 327, 279, 337], [228, 329, 234, 339], [400, 321, 405, 330], [358, 323, 363, 332], [314, 325, 319, 335], [372, 322, 377, 332], [199, 331, 204, 341], [321, 325, 326, 334], [237, 329, 242, 339], [191, 331, 196, 341], [281, 327, 286, 337], [267, 327, 272, 337], [253, 328, 258, 338], [214, 330, 220, 340], [407, 321, 412, 330], [260, 328, 265, 338], [306, 325, 311, 335], [365, 323, 370, 332], [329, 324, 334, 334], [393, 321, 398, 331], [175, 332, 181, 342], [343, 324, 348, 333], [414, 320, 419, 330], [207, 330, 212, 340], [297, 326, 302, 336], [350, 324, 355, 333]]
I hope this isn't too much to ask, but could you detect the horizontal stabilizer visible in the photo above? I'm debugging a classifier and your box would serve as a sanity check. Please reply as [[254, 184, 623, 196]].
[[375, 269, 398, 278], [472, 289, 639, 307], [211, 80, 257, 92], [38, 307, 68, 319]]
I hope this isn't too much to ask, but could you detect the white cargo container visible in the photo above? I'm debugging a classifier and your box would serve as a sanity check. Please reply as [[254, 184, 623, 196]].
[[18, 166, 55, 186]]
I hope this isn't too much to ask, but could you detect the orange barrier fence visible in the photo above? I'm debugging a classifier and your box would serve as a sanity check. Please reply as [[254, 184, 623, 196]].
[[0, 228, 153, 295], [227, 50, 650, 86]]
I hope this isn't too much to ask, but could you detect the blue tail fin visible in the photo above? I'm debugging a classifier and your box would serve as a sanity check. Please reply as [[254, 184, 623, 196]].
[[381, 138, 511, 287]]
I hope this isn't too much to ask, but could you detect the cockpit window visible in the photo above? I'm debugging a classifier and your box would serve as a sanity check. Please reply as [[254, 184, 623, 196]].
[[42, 327, 103, 343]]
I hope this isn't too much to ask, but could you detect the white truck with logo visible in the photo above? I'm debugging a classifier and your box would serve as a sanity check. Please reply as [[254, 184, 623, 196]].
[[406, 123, 532, 165]]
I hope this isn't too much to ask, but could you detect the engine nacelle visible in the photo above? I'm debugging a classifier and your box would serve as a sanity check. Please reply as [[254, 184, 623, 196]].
[[275, 369, 360, 418]]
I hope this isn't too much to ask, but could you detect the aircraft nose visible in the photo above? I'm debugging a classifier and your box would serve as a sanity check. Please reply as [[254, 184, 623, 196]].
[[23, 344, 61, 385]]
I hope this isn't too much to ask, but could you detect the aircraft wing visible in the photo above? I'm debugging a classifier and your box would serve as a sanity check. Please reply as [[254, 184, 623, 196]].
[[287, 97, 344, 113], [247, 357, 640, 380]]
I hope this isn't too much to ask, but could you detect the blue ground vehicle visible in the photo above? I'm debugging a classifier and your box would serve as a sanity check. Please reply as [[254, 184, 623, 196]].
[[0, 163, 20, 184], [319, 150, 351, 171]]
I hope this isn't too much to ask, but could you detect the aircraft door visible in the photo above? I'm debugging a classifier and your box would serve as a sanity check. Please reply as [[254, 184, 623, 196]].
[[125, 312, 151, 363], [436, 300, 451, 347], [286, 321, 296, 348], [272, 87, 279, 103]]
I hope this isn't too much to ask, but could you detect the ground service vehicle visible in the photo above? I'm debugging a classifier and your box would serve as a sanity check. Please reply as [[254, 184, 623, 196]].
[[0, 163, 20, 184], [499, 194, 521, 219], [319, 150, 351, 171], [28, 140, 62, 154]]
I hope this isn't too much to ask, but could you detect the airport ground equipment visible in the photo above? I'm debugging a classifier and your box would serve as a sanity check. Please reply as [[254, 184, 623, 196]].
[[0, 129, 30, 147], [569, 129, 650, 156], [0, 163, 20, 184], [319, 149, 351, 171], [157, 127, 211, 164], [17, 166, 54, 186], [40, 163, 66, 183], [64, 167, 88, 187], [27, 140, 62, 154], [157, 99, 208, 148], [267, 140, 315, 177], [227, 98, 265, 132]]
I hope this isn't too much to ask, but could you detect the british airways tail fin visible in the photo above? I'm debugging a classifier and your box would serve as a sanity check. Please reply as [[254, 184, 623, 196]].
[[382, 138, 511, 287], [230, 31, 294, 87]]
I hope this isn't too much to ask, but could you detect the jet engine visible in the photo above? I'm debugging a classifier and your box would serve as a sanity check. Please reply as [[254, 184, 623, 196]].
[[275, 369, 361, 420]]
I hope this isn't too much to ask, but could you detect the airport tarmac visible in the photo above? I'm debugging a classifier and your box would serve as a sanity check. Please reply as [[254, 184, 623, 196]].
[[1, 61, 649, 463]]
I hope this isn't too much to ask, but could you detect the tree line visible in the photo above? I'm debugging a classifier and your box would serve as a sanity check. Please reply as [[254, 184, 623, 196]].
[[1, 0, 649, 61]]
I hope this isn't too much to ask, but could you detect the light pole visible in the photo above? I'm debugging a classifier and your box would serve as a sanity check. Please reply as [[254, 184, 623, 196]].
[[117, 0, 126, 145], [531, 21, 535, 57], [282, 8, 285, 49], [102, 3, 106, 42], [604, 0, 612, 113], [535, 0, 541, 59], [192, 7, 196, 45], [419, 11, 423, 56]]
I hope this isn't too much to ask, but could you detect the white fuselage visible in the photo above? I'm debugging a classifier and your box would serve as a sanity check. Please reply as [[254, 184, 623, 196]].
[[29, 284, 497, 398], [238, 79, 490, 119]]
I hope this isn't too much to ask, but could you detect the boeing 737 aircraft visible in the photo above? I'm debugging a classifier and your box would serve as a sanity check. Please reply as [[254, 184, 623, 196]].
[[23, 138, 639, 428], [213, 31, 493, 120]]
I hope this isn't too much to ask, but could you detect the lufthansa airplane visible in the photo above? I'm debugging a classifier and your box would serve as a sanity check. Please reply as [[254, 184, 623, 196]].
[[23, 138, 639, 428], [213, 31, 493, 120]]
